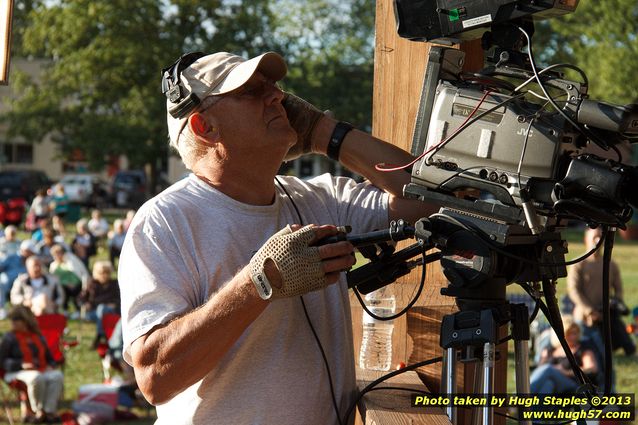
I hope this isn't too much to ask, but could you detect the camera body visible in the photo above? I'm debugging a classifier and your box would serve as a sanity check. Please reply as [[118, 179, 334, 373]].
[[394, 0, 579, 44], [409, 77, 571, 211], [392, 3, 638, 230]]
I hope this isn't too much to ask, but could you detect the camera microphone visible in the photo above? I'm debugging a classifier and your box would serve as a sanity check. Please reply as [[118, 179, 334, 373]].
[[577, 99, 638, 135]]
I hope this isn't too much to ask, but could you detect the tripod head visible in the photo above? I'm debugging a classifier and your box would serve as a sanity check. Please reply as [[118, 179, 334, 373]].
[[339, 208, 567, 307]]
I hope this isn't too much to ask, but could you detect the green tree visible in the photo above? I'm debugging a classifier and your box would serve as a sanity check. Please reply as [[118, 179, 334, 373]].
[[272, 0, 375, 128], [536, 0, 638, 105], [5, 0, 284, 182], [10, 1, 42, 56], [6, 0, 169, 177], [4, 0, 376, 182]]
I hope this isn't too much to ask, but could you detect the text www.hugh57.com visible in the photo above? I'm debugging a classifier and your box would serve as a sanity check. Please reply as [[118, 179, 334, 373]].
[[522, 408, 632, 422]]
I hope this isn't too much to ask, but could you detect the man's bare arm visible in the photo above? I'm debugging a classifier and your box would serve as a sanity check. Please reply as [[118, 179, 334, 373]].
[[129, 267, 267, 405], [129, 226, 355, 405], [311, 117, 439, 224]]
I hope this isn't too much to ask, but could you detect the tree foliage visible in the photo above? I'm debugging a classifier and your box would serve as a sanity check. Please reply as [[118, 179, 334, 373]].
[[8, 0, 169, 172], [5, 0, 375, 175], [535, 0, 638, 105], [272, 0, 375, 129]]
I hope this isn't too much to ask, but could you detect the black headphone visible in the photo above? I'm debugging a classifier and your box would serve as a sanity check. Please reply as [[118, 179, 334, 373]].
[[161, 51, 206, 119]]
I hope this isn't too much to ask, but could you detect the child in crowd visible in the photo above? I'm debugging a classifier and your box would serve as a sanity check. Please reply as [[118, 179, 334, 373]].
[[29, 189, 50, 222], [49, 184, 69, 219]]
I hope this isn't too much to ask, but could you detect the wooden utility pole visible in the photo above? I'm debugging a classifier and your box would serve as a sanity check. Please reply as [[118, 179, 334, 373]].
[[352, 1, 507, 423]]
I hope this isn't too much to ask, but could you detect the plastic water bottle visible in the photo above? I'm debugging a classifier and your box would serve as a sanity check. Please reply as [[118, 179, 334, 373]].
[[359, 288, 396, 371]]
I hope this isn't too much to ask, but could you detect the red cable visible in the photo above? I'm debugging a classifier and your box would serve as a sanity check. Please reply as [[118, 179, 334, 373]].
[[375, 90, 494, 172]]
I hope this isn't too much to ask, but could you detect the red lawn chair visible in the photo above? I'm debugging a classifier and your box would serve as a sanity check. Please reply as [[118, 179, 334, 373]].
[[0, 315, 77, 423], [35, 313, 78, 367], [97, 313, 122, 382]]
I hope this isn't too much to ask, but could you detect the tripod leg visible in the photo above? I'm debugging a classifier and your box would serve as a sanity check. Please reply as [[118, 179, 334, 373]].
[[471, 353, 484, 425], [442, 347, 458, 425], [482, 342, 495, 425], [512, 302, 532, 425], [514, 339, 532, 425]]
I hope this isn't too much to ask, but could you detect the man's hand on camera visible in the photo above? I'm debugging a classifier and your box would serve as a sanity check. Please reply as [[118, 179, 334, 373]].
[[249, 224, 355, 299], [282, 92, 325, 160]]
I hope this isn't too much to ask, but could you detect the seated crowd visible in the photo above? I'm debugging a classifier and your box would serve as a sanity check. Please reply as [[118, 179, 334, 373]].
[[2, 199, 635, 421], [0, 202, 135, 423]]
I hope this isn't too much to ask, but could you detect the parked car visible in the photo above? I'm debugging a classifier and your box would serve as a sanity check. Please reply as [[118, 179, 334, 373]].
[[0, 170, 51, 225], [0, 170, 51, 203], [56, 173, 110, 207], [110, 170, 148, 208]]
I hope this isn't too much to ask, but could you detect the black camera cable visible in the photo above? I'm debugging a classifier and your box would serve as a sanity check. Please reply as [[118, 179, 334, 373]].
[[519, 283, 593, 390], [275, 176, 344, 425], [601, 227, 615, 395], [520, 281, 620, 424], [516, 25, 611, 151], [352, 248, 436, 322]]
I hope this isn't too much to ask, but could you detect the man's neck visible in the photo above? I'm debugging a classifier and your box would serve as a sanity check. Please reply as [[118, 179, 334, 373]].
[[194, 169, 278, 206]]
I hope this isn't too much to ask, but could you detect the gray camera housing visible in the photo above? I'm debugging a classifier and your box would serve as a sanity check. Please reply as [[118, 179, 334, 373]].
[[410, 80, 569, 208]]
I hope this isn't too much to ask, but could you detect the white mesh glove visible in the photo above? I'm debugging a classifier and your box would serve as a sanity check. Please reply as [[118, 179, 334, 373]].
[[249, 225, 327, 300]]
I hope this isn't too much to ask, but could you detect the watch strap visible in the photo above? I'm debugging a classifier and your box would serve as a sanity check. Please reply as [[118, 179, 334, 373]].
[[327, 122, 354, 161]]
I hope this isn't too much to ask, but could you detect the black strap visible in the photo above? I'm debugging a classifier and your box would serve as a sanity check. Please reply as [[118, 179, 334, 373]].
[[326, 122, 354, 161]]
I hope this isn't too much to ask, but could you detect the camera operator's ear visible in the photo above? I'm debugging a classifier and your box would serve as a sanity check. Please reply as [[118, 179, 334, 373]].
[[188, 113, 220, 145]]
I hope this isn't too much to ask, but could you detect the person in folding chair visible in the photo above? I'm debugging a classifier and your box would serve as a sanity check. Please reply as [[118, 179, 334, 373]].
[[0, 306, 64, 424]]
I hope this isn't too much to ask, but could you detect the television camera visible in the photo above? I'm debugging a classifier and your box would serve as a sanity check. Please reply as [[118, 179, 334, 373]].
[[340, 1, 638, 423]]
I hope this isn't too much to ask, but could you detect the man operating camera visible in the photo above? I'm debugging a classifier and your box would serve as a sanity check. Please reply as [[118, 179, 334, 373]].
[[118, 51, 437, 424]]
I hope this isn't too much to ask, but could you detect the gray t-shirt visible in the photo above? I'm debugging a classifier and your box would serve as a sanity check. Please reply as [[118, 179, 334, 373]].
[[118, 173, 388, 425]]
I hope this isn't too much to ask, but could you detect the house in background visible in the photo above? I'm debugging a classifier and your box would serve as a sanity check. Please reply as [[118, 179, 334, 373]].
[[0, 58, 67, 180], [0, 58, 119, 182]]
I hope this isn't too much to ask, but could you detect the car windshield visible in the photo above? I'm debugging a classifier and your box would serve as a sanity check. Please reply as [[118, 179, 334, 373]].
[[0, 175, 20, 186]]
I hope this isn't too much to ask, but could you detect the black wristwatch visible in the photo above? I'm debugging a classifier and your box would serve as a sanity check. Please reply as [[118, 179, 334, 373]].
[[326, 121, 354, 161]]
